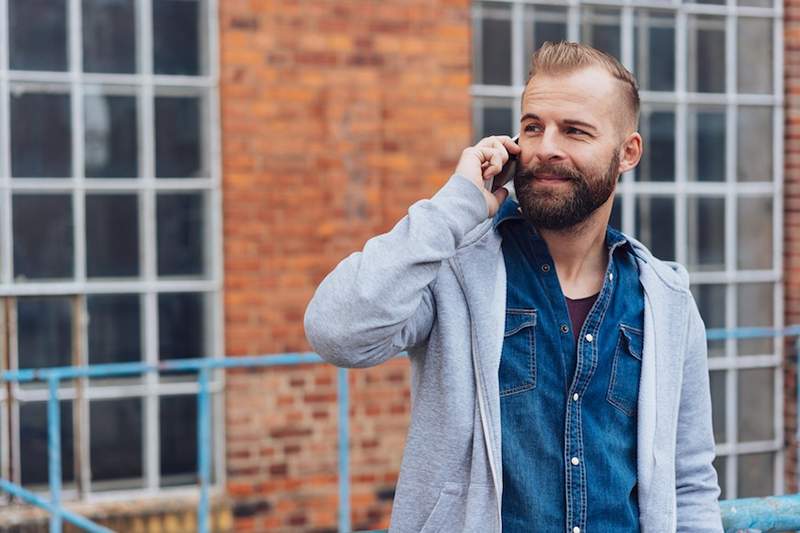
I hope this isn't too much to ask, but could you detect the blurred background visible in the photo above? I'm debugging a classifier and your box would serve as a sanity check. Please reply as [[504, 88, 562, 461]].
[[0, 0, 793, 531]]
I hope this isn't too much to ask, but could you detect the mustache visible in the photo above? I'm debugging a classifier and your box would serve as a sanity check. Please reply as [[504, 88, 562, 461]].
[[517, 164, 583, 181]]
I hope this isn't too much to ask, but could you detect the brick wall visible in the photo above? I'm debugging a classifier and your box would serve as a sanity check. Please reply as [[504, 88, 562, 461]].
[[219, 1, 472, 530], [786, 0, 800, 494]]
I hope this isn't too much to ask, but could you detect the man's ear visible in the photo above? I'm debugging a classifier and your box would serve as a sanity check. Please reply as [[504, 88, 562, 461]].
[[618, 132, 643, 175]]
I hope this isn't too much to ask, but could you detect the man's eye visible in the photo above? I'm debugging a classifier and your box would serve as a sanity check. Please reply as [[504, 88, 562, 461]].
[[524, 124, 542, 132], [566, 127, 587, 135]]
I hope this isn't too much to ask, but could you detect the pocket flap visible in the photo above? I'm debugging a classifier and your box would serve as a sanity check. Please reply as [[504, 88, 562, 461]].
[[620, 325, 643, 360], [504, 309, 536, 337]]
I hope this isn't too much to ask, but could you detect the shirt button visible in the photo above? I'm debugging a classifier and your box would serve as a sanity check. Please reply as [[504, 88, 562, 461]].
[[609, 272, 614, 281], [572, 393, 579, 401], [585, 333, 593, 342], [560, 324, 569, 334], [541, 264, 551, 273], [571, 457, 579, 466], [573, 527, 581, 533]]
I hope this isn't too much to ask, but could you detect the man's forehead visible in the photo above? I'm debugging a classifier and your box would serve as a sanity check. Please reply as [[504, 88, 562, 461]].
[[521, 66, 620, 115]]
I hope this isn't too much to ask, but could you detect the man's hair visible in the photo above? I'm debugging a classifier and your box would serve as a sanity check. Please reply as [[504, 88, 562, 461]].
[[525, 41, 640, 131]]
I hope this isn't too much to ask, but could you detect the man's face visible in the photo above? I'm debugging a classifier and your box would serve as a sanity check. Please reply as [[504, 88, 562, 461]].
[[514, 66, 627, 231]]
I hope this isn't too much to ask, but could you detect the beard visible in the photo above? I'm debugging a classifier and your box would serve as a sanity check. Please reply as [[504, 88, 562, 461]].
[[513, 149, 620, 231]]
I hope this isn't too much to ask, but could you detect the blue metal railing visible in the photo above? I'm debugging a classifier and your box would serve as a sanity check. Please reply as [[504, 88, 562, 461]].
[[1, 326, 800, 532]]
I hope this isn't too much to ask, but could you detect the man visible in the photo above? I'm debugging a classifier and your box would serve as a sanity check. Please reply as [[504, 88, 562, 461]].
[[304, 41, 722, 532]]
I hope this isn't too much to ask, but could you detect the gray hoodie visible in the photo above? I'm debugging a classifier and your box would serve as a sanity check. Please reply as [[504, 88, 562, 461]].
[[304, 175, 723, 532]]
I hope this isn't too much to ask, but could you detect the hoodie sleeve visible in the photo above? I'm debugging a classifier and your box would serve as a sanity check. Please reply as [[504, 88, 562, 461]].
[[303, 174, 489, 368], [675, 293, 724, 532]]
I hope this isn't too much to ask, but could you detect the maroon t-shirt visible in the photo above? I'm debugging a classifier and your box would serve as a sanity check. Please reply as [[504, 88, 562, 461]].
[[565, 292, 600, 344]]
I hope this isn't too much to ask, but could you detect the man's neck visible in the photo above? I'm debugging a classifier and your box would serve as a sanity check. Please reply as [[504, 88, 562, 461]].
[[537, 214, 610, 300]]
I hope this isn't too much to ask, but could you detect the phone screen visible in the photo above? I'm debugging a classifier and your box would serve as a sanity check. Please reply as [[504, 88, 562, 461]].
[[491, 134, 519, 193]]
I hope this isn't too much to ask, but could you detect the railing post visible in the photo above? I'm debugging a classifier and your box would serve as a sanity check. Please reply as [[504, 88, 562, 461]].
[[47, 375, 62, 533], [197, 367, 211, 533], [338, 367, 350, 533]]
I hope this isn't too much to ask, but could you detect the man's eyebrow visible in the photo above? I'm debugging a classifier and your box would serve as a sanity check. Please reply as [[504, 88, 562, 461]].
[[520, 113, 598, 132]]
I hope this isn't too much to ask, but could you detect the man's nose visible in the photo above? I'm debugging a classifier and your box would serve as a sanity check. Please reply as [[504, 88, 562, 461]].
[[533, 129, 567, 164]]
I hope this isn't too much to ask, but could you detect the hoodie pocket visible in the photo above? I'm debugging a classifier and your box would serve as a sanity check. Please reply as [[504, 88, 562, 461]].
[[499, 308, 537, 397], [607, 324, 643, 416], [419, 483, 462, 533]]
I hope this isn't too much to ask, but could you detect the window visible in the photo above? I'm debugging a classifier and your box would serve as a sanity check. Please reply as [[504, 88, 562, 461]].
[[472, 0, 783, 499], [0, 0, 223, 498]]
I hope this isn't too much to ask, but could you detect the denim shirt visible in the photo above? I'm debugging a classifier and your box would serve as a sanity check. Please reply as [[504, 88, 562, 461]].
[[495, 199, 644, 532]]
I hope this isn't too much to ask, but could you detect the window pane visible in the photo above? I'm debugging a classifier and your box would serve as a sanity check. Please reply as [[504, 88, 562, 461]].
[[633, 10, 675, 92], [11, 92, 72, 178], [635, 196, 675, 261], [91, 398, 143, 486], [87, 294, 141, 366], [737, 368, 774, 441], [17, 297, 72, 369], [20, 401, 74, 486], [474, 97, 514, 142], [688, 107, 726, 182], [738, 18, 773, 94], [737, 453, 774, 498], [737, 283, 774, 356], [86, 194, 139, 277], [524, 6, 567, 78], [687, 196, 725, 271], [85, 94, 139, 178], [713, 455, 727, 500], [737, 107, 772, 182], [13, 194, 74, 280], [709, 370, 726, 444], [155, 96, 204, 178], [638, 106, 675, 182], [9, 0, 68, 71], [688, 16, 726, 93], [158, 292, 205, 362], [157, 192, 205, 276], [738, 0, 772, 7], [581, 7, 621, 61], [153, 0, 202, 75], [474, 2, 511, 86], [737, 196, 773, 270], [691, 284, 726, 357], [609, 195, 621, 231], [82, 0, 136, 74], [160, 394, 197, 485]]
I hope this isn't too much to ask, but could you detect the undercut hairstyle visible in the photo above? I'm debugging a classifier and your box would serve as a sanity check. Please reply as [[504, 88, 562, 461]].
[[525, 41, 640, 132]]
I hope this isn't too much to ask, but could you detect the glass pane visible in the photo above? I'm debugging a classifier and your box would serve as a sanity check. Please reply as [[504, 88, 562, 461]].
[[13, 194, 74, 280], [633, 10, 676, 92], [153, 0, 203, 75], [713, 455, 726, 500], [86, 194, 139, 277], [635, 196, 675, 261], [688, 107, 726, 182], [20, 401, 74, 486], [737, 368, 774, 442], [91, 398, 143, 486], [82, 0, 136, 74], [738, 0, 772, 7], [638, 106, 675, 181], [159, 292, 205, 362], [87, 294, 141, 365], [523, 6, 567, 78], [155, 96, 204, 177], [581, 7, 621, 60], [160, 394, 197, 485], [474, 2, 511, 86], [11, 92, 72, 178], [474, 97, 514, 142], [737, 107, 772, 182], [157, 192, 204, 276], [609, 196, 621, 231], [738, 18, 773, 94], [9, 0, 68, 71], [688, 16, 726, 93], [17, 297, 72, 369], [737, 283, 774, 356], [709, 370, 726, 444], [737, 196, 773, 270], [85, 94, 139, 178], [737, 453, 774, 498], [690, 284, 726, 357], [687, 196, 725, 271]]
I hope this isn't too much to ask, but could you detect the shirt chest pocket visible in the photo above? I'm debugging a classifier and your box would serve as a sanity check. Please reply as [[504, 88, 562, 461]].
[[499, 308, 537, 397], [606, 324, 643, 416]]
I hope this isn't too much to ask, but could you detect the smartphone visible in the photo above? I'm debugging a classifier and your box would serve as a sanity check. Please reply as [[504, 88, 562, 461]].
[[490, 134, 519, 193]]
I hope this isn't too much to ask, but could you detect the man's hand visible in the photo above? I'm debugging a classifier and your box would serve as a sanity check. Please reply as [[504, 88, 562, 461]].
[[454, 135, 522, 218]]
